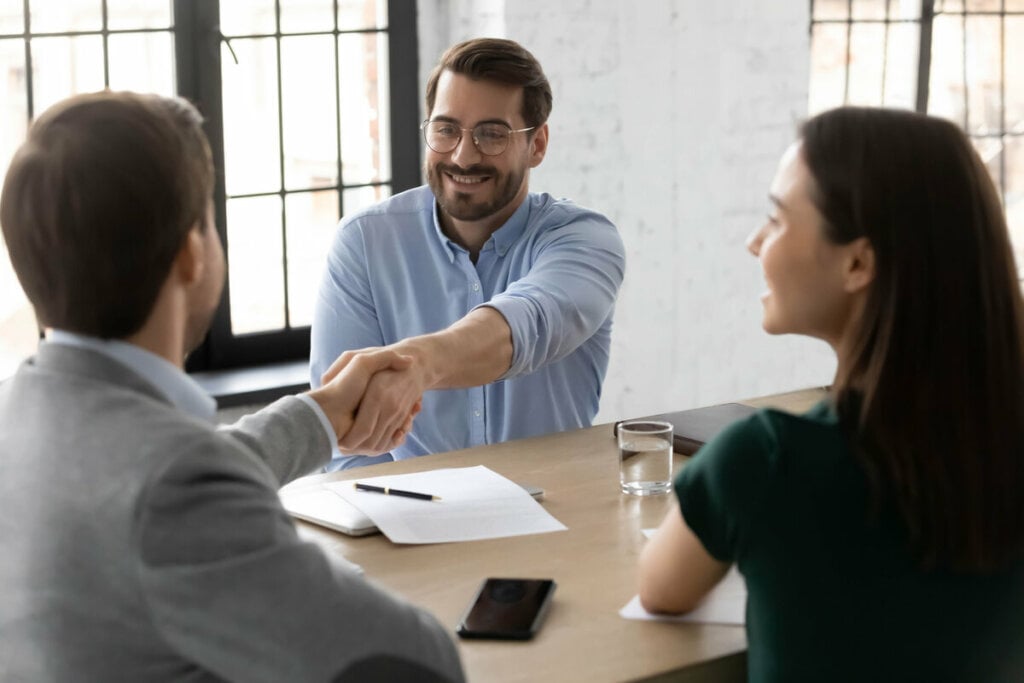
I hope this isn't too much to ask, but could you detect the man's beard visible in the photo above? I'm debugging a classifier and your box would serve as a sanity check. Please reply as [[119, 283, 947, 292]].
[[426, 161, 525, 222]]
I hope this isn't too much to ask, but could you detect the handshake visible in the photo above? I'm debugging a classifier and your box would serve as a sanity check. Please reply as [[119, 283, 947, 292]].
[[305, 307, 513, 458], [306, 344, 430, 457]]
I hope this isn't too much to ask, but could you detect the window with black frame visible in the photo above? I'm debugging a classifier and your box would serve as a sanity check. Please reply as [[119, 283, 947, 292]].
[[0, 0, 419, 380], [809, 0, 1024, 273]]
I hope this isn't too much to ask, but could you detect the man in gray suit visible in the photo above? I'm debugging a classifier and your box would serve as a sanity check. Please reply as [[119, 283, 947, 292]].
[[0, 91, 464, 682]]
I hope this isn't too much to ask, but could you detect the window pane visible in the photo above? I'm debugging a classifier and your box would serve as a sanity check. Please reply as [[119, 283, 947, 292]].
[[222, 37, 282, 196], [29, 0, 101, 33], [1005, 17, 1022, 133], [1006, 0, 1024, 10], [30, 36, 105, 116], [0, 39, 29, 181], [338, 0, 387, 31], [281, 35, 337, 190], [937, 0, 965, 11], [343, 184, 390, 218], [882, 22, 919, 108], [964, 16, 1002, 135], [105, 0, 172, 30], [812, 0, 849, 21], [0, 2, 24, 33], [220, 0, 276, 35], [852, 0, 888, 20], [928, 13, 966, 125], [227, 196, 286, 334], [889, 0, 921, 20], [280, 0, 333, 34], [965, 0, 1002, 9], [285, 190, 338, 327], [847, 23, 887, 106], [338, 31, 390, 185], [107, 32, 174, 95], [809, 23, 849, 114]]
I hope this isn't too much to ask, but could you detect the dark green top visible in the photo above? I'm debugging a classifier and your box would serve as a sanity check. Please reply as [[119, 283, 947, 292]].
[[675, 401, 1024, 682]]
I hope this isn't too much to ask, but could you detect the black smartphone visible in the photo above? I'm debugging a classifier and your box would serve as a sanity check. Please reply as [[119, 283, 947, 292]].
[[455, 578, 556, 640]]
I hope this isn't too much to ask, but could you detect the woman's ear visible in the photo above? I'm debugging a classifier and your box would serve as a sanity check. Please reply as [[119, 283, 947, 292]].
[[843, 237, 875, 293]]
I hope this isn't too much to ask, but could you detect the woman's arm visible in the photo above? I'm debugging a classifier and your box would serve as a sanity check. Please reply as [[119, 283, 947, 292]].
[[638, 502, 731, 614]]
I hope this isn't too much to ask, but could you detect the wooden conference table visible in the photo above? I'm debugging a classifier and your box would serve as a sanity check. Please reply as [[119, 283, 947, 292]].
[[292, 388, 826, 683]]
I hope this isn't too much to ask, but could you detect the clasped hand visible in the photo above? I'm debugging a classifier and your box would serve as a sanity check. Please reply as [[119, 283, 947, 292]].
[[319, 346, 428, 455]]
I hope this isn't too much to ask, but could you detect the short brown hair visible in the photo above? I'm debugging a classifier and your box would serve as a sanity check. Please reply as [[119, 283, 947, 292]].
[[803, 106, 1024, 572], [424, 38, 553, 129], [0, 91, 213, 339]]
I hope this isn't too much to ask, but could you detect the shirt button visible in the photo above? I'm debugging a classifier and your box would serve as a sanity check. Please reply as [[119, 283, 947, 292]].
[[474, 410, 481, 417], [471, 282, 480, 292]]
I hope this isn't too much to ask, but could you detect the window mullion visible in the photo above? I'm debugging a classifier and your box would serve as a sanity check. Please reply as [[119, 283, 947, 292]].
[[175, 0, 231, 372], [916, 0, 935, 113], [101, 0, 110, 88], [22, 0, 34, 120], [273, 0, 291, 331]]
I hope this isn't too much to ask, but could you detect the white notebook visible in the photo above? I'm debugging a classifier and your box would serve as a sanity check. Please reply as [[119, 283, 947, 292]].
[[280, 481, 379, 536], [280, 477, 545, 538]]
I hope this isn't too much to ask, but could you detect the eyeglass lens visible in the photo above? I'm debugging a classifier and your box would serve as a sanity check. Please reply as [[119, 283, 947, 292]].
[[423, 121, 512, 156]]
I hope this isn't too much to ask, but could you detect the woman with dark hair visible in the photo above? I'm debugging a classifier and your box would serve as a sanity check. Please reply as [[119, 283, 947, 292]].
[[638, 106, 1024, 681]]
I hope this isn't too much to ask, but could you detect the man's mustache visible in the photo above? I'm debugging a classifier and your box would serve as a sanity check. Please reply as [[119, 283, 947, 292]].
[[435, 163, 497, 176]]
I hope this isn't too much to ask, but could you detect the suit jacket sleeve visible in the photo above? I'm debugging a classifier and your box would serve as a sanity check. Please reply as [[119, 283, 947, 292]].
[[216, 395, 331, 486], [135, 433, 464, 683]]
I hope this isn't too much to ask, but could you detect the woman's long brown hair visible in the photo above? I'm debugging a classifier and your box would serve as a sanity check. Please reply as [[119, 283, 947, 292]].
[[802, 107, 1024, 572]]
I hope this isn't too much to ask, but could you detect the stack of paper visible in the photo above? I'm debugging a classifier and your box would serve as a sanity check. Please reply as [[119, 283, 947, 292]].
[[619, 567, 746, 625], [325, 465, 567, 544], [618, 527, 747, 625]]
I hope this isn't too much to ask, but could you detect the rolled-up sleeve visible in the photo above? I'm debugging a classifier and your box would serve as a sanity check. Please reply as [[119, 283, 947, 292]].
[[484, 208, 625, 380]]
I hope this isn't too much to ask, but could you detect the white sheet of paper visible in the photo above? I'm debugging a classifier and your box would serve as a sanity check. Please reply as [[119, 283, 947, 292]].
[[326, 465, 567, 544], [620, 567, 746, 625]]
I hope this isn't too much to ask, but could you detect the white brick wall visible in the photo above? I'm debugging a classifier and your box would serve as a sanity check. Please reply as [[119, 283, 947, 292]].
[[418, 1, 837, 424]]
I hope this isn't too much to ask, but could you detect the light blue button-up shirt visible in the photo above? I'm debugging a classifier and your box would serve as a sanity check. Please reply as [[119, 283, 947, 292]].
[[310, 186, 625, 470]]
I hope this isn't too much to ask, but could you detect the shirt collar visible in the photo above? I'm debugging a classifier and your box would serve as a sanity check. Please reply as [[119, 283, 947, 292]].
[[46, 330, 217, 423], [430, 192, 532, 261]]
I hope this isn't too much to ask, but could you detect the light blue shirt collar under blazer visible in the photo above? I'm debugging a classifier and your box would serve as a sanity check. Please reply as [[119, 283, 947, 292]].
[[45, 331, 339, 444], [46, 330, 337, 443], [46, 330, 218, 422], [311, 185, 625, 470]]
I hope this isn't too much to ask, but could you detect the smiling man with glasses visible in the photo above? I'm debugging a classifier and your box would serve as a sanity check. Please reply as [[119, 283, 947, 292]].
[[310, 37, 625, 469]]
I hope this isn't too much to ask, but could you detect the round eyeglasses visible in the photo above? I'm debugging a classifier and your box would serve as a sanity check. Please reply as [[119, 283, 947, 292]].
[[421, 120, 535, 156]]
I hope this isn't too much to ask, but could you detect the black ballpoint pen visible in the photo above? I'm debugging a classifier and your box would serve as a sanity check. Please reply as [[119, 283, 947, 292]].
[[353, 482, 442, 501]]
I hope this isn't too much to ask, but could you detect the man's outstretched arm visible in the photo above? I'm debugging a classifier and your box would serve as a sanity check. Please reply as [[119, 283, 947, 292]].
[[320, 306, 512, 454]]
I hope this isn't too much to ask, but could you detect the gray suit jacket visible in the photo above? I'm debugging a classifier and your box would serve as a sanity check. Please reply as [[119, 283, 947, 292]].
[[0, 344, 464, 682]]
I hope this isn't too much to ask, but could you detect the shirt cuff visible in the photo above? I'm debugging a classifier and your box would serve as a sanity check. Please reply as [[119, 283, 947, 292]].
[[295, 393, 338, 448], [473, 299, 531, 380]]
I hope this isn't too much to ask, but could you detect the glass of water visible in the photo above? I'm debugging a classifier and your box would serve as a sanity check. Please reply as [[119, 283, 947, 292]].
[[618, 420, 673, 495]]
